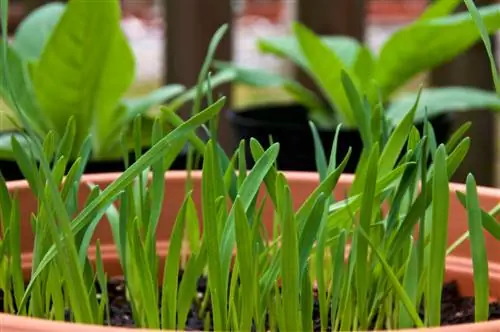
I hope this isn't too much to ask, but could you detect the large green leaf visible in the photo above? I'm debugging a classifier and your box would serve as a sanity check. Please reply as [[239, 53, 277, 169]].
[[11, 2, 65, 61], [258, 34, 362, 71], [418, 0, 462, 20], [293, 22, 357, 126], [0, 42, 47, 137], [375, 4, 500, 98], [386, 87, 500, 125], [30, 0, 135, 157]]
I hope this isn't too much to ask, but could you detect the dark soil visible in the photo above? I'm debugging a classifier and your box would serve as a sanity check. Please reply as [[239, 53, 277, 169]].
[[2, 274, 500, 330]]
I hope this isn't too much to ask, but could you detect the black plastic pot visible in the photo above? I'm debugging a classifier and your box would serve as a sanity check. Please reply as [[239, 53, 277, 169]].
[[0, 134, 202, 181], [227, 103, 452, 173]]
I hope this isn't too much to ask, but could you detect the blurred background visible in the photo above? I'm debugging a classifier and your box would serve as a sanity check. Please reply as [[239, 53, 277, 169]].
[[3, 0, 500, 187]]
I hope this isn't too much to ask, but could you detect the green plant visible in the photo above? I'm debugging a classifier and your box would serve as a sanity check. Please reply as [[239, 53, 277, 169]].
[[217, 0, 500, 129], [0, 0, 235, 160], [2, 2, 500, 332]]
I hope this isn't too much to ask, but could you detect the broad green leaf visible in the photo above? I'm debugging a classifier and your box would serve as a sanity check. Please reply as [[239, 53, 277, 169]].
[[375, 4, 500, 97], [258, 34, 361, 70], [419, 0, 462, 20], [12, 2, 65, 61], [353, 46, 375, 93], [0, 42, 47, 137], [30, 0, 135, 157], [387, 87, 500, 125], [293, 22, 356, 125]]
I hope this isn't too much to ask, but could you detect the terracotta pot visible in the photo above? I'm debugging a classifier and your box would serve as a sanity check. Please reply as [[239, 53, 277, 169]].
[[1, 171, 500, 332]]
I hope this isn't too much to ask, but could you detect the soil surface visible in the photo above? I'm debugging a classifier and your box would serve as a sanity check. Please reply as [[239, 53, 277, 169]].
[[2, 273, 500, 330]]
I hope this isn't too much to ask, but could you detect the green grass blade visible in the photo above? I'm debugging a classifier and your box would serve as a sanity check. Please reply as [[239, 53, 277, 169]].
[[220, 143, 280, 279], [456, 191, 500, 240], [20, 97, 225, 308], [309, 121, 328, 179], [378, 89, 420, 176], [94, 240, 109, 325], [298, 193, 326, 282], [341, 70, 372, 149], [355, 142, 379, 329], [463, 0, 500, 94], [399, 243, 419, 328], [358, 227, 424, 328], [465, 173, 490, 322], [177, 242, 208, 330], [301, 266, 314, 332], [330, 231, 347, 326], [234, 195, 256, 331], [161, 192, 190, 329], [427, 145, 449, 327], [276, 173, 301, 331], [8, 196, 24, 312], [202, 139, 226, 330], [297, 148, 352, 229], [249, 138, 278, 207]]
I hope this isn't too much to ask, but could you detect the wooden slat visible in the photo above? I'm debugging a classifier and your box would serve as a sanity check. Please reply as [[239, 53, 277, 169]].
[[429, 0, 498, 187], [298, 0, 365, 38], [164, 0, 233, 152]]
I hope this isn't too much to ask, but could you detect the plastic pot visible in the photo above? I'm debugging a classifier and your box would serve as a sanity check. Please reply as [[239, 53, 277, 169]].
[[1, 171, 500, 331], [227, 103, 452, 173]]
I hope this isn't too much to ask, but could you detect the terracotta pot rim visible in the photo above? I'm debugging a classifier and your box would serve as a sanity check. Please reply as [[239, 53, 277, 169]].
[[6, 170, 500, 195]]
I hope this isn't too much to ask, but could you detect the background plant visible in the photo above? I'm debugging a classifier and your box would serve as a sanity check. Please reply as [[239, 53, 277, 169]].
[[217, 0, 500, 129], [0, 0, 235, 161]]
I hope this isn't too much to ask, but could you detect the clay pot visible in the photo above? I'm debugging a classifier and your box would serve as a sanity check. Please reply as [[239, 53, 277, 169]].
[[1, 171, 500, 332]]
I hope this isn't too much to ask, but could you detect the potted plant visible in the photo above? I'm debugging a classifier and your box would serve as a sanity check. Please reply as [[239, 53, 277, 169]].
[[0, 0, 234, 180], [216, 0, 500, 172], [2, 2, 500, 332]]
